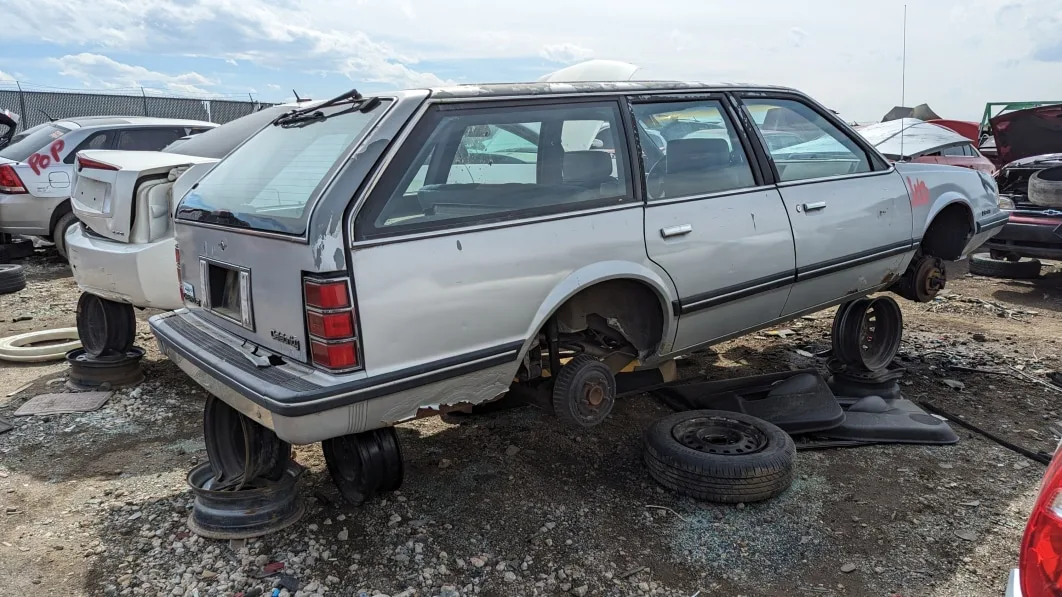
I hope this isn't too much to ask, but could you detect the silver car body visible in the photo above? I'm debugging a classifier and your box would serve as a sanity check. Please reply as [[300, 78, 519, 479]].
[[150, 82, 1007, 444], [0, 116, 215, 236]]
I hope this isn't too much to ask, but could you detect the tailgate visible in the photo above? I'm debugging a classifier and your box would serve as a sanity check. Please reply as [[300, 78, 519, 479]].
[[72, 150, 217, 242]]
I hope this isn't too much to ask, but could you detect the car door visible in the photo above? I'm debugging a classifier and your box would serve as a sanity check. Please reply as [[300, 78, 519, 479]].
[[737, 94, 913, 316], [635, 95, 796, 350]]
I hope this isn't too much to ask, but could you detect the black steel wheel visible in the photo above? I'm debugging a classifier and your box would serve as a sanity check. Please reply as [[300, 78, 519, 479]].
[[552, 354, 616, 427], [322, 427, 404, 505], [833, 297, 903, 372], [644, 410, 794, 503], [76, 292, 136, 358], [830, 298, 869, 366], [203, 396, 291, 485]]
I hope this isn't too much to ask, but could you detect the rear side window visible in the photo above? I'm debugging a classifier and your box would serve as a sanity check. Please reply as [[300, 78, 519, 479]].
[[743, 98, 872, 182], [0, 124, 71, 162], [358, 101, 632, 238], [64, 131, 113, 163], [116, 128, 185, 151]]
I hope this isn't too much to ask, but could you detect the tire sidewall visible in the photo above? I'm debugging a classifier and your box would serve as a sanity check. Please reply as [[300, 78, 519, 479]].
[[645, 410, 794, 476]]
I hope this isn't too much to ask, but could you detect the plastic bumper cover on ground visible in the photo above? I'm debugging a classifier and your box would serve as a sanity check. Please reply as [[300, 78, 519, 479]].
[[66, 226, 183, 309]]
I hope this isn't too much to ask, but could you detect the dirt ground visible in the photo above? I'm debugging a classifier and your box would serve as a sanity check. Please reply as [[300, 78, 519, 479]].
[[1, 249, 1060, 597]]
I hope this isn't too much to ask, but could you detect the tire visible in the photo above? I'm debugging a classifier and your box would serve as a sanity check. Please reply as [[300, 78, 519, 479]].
[[644, 410, 795, 503], [552, 354, 617, 427], [323, 427, 404, 505], [0, 328, 81, 363], [52, 211, 79, 261], [76, 292, 136, 357], [203, 396, 291, 484], [969, 253, 1042, 279], [1028, 166, 1062, 208], [0, 263, 26, 294]]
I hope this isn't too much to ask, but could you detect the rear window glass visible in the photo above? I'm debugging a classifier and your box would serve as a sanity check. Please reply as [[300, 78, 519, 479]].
[[0, 124, 71, 162], [163, 104, 305, 159], [176, 100, 389, 235]]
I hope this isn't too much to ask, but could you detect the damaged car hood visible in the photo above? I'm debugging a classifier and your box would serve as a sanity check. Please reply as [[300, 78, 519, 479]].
[[855, 118, 970, 159], [990, 104, 1062, 165]]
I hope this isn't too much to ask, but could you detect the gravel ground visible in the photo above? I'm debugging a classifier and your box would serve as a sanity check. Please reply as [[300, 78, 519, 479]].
[[1, 249, 1060, 597]]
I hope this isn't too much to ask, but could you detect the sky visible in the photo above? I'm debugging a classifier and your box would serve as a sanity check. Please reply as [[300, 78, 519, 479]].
[[2, 0, 1061, 123]]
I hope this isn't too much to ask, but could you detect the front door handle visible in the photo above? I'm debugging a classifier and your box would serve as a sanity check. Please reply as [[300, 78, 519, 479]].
[[661, 224, 693, 238], [801, 201, 827, 212]]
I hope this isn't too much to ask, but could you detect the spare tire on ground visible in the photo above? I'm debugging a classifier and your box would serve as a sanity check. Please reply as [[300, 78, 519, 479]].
[[1028, 166, 1062, 208], [0, 263, 25, 294], [969, 253, 1042, 279], [644, 410, 795, 503]]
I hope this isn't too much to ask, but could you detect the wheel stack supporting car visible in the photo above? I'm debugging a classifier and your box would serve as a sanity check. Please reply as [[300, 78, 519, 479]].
[[64, 292, 144, 389]]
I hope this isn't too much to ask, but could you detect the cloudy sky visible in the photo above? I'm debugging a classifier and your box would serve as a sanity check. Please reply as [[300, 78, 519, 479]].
[[3, 0, 1061, 121]]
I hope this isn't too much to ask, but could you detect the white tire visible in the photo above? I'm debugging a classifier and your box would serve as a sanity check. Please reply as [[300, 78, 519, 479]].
[[0, 328, 82, 362]]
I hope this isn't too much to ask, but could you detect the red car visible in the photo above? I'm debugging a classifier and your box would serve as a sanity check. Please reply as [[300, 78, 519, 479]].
[[1006, 440, 1062, 596]]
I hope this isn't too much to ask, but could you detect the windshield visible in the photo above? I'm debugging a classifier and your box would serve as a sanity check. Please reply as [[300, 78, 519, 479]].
[[176, 100, 389, 235], [0, 123, 71, 162], [163, 104, 310, 159]]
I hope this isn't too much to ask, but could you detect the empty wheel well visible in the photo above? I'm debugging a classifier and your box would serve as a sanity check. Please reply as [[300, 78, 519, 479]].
[[921, 202, 972, 261], [553, 279, 666, 360]]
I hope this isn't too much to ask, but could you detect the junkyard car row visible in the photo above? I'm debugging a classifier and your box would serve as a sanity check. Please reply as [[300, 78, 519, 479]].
[[8, 66, 1062, 597]]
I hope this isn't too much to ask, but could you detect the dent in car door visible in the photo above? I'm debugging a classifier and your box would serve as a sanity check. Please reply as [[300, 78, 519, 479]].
[[350, 99, 648, 391], [634, 96, 796, 350], [739, 95, 913, 315]]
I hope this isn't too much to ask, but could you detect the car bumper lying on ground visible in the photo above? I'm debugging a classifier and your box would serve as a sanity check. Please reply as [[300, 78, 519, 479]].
[[66, 225, 184, 309], [983, 212, 1062, 260]]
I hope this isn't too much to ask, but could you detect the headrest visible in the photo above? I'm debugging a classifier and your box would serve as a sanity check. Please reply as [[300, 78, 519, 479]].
[[563, 150, 613, 183], [666, 138, 731, 173]]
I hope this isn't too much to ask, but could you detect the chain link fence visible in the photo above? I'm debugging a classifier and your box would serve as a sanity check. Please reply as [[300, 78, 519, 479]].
[[0, 86, 275, 132]]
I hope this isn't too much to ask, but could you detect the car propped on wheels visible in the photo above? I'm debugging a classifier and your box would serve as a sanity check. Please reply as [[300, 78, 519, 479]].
[[150, 81, 1007, 503]]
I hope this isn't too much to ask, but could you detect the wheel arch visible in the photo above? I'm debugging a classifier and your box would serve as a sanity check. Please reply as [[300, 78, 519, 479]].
[[47, 198, 73, 239], [518, 260, 678, 363], [920, 196, 974, 261]]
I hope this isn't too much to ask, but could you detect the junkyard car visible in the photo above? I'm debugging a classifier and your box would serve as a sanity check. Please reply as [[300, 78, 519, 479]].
[[150, 81, 1007, 446], [856, 118, 996, 174], [980, 105, 1062, 265], [0, 116, 215, 258], [67, 103, 313, 331], [1004, 439, 1062, 597], [0, 110, 18, 150]]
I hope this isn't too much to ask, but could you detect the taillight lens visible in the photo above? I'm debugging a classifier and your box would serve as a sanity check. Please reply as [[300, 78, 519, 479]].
[[310, 340, 358, 370], [76, 156, 119, 172], [1020, 446, 1062, 597], [307, 311, 354, 339], [304, 280, 350, 309], [0, 165, 27, 194], [304, 276, 360, 371]]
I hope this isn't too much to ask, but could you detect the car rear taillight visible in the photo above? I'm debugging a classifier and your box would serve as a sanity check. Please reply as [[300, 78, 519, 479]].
[[0, 165, 26, 194], [76, 155, 119, 172], [1020, 444, 1062, 597], [303, 276, 361, 372]]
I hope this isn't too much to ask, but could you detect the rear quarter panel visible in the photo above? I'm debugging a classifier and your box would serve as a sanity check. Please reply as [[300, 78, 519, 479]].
[[894, 162, 1000, 241]]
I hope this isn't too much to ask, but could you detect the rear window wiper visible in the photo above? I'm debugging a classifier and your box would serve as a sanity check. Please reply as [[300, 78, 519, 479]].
[[178, 207, 251, 229], [272, 89, 382, 128]]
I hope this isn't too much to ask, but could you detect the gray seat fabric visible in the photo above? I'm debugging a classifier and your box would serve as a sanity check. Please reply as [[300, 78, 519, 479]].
[[663, 138, 752, 198], [562, 149, 620, 196]]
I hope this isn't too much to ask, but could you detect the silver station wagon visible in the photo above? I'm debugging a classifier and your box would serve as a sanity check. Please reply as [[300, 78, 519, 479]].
[[150, 81, 1007, 448]]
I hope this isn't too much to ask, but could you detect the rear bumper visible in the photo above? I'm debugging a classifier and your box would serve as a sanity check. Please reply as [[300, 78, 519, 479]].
[[66, 225, 184, 310], [0, 192, 62, 235], [1005, 569, 1021, 597], [150, 309, 517, 444], [983, 213, 1062, 260]]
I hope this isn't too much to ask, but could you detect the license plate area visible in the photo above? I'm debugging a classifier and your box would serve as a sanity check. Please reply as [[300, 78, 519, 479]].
[[200, 258, 254, 330]]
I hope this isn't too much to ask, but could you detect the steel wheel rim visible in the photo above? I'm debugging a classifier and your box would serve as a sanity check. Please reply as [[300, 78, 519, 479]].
[[672, 416, 768, 455]]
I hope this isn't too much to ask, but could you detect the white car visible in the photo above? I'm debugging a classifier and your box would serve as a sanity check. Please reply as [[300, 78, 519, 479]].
[[65, 61, 641, 354], [0, 116, 216, 258]]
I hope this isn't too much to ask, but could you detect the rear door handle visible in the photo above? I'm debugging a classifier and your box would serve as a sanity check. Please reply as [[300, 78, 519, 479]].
[[801, 201, 827, 212], [661, 224, 693, 238]]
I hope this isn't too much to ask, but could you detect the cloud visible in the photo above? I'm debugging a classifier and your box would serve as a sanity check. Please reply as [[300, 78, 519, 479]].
[[0, 71, 14, 82], [788, 27, 808, 47], [267, 83, 281, 90], [539, 43, 594, 64], [49, 53, 217, 94]]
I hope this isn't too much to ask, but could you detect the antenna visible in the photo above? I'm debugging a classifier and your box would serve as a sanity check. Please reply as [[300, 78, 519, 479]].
[[37, 108, 56, 122], [900, 4, 907, 159]]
